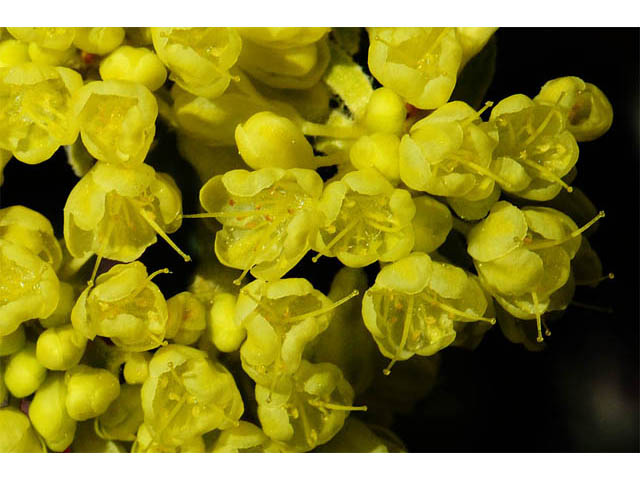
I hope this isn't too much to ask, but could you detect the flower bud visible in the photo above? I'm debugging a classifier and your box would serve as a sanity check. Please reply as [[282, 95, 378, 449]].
[[0, 408, 46, 452], [65, 364, 121, 421], [0, 39, 29, 67], [349, 132, 401, 184], [0, 325, 26, 357], [4, 342, 47, 398], [36, 324, 87, 371], [73, 27, 124, 55], [363, 87, 406, 134], [209, 292, 246, 353], [166, 292, 207, 346], [123, 352, 151, 385], [29, 372, 77, 452], [235, 111, 315, 170], [100, 46, 167, 91]]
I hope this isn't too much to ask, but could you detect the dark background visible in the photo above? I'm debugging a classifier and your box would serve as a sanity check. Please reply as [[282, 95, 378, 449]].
[[0, 28, 638, 452], [390, 27, 640, 453]]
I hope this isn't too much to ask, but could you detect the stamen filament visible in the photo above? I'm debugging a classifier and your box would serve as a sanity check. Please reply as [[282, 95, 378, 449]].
[[449, 151, 513, 188], [314, 152, 349, 168], [286, 290, 359, 322], [571, 301, 614, 314], [139, 209, 191, 262], [243, 290, 281, 320], [542, 317, 552, 337], [421, 28, 448, 61], [421, 293, 496, 324], [374, 35, 416, 67], [384, 295, 414, 376], [517, 153, 574, 192], [366, 221, 403, 233], [307, 398, 368, 412], [88, 254, 103, 287], [130, 267, 171, 299], [233, 221, 282, 285], [523, 107, 561, 147], [460, 101, 494, 128], [154, 392, 188, 438], [313, 217, 361, 263], [532, 291, 543, 343], [301, 121, 365, 139], [148, 332, 168, 348], [528, 211, 605, 251], [181, 209, 281, 219], [233, 265, 252, 286], [147, 268, 171, 283], [296, 402, 314, 447]]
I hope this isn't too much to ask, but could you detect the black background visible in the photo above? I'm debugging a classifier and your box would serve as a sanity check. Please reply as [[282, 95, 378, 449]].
[[390, 27, 640, 453], [0, 27, 638, 452]]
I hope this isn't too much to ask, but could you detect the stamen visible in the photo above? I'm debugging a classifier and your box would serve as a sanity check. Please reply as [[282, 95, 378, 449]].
[[366, 221, 403, 233], [154, 392, 188, 437], [147, 268, 171, 283], [285, 290, 359, 322], [167, 363, 182, 384], [532, 291, 543, 343], [130, 268, 171, 298], [312, 217, 361, 263], [528, 211, 605, 251], [576, 272, 615, 286], [308, 428, 319, 447], [181, 209, 281, 219], [148, 332, 168, 348], [139, 209, 191, 262], [286, 404, 299, 419], [384, 295, 414, 376], [364, 211, 402, 231], [460, 101, 494, 128], [87, 254, 103, 287], [449, 151, 513, 189], [267, 370, 282, 402], [314, 152, 349, 168], [301, 121, 365, 139], [517, 152, 573, 192], [542, 317, 552, 337], [420, 28, 448, 63], [554, 91, 567, 108], [233, 265, 252, 286], [307, 398, 368, 412], [421, 293, 496, 324], [570, 301, 614, 315], [380, 293, 391, 326], [523, 107, 562, 147], [232, 221, 282, 285], [374, 35, 420, 68], [296, 403, 314, 447], [243, 289, 280, 321]]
